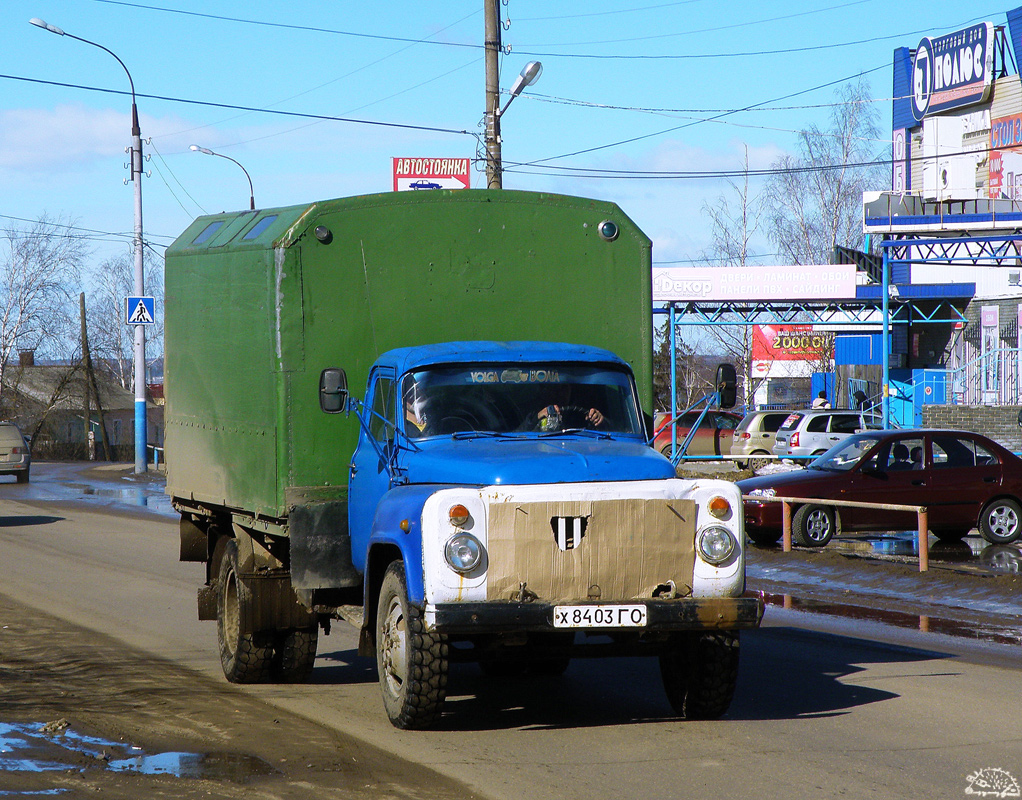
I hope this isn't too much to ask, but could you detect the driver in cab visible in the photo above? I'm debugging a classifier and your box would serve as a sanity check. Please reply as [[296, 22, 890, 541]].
[[519, 383, 604, 431]]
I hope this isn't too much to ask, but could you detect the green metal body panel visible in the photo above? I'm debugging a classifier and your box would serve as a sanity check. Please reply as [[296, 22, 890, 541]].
[[165, 189, 654, 519]]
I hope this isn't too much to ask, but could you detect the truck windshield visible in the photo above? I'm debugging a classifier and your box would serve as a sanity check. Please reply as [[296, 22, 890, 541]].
[[401, 364, 644, 438]]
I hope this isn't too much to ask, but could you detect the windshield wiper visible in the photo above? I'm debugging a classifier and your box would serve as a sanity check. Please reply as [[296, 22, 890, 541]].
[[449, 430, 511, 440], [538, 428, 612, 439]]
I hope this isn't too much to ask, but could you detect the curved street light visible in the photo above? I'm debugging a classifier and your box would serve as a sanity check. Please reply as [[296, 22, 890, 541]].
[[30, 17, 149, 474], [189, 145, 255, 210]]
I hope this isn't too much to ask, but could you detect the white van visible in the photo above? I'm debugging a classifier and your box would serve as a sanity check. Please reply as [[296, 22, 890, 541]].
[[772, 410, 879, 459], [0, 422, 31, 483]]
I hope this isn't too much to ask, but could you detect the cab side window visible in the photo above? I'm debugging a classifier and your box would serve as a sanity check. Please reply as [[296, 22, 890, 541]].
[[368, 377, 396, 442]]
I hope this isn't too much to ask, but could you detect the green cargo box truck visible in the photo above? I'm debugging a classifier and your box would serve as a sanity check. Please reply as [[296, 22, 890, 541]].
[[166, 189, 762, 729]]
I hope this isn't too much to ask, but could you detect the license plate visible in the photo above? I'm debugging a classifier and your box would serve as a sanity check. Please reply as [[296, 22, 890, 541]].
[[553, 604, 647, 629]]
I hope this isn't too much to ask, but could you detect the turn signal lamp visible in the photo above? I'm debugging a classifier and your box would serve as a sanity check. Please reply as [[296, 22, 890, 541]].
[[449, 504, 471, 527], [707, 495, 731, 520]]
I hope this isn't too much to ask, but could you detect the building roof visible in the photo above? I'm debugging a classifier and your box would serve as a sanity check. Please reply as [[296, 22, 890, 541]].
[[2, 365, 155, 412]]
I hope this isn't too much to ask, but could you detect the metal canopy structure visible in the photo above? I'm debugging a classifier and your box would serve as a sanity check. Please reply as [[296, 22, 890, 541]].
[[656, 257, 976, 434], [653, 296, 968, 327]]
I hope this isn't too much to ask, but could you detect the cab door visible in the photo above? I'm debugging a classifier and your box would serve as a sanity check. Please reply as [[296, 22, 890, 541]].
[[348, 368, 397, 569]]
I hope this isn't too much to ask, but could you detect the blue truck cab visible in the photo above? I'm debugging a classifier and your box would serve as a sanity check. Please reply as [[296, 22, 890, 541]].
[[342, 341, 762, 728]]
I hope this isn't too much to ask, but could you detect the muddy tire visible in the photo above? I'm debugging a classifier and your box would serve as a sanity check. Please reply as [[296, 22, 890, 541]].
[[659, 631, 740, 719], [979, 498, 1022, 544], [376, 561, 448, 729], [792, 504, 836, 547], [274, 627, 318, 683], [217, 539, 274, 683]]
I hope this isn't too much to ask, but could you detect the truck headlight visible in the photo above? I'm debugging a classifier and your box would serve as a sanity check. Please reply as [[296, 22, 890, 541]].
[[696, 526, 736, 565], [445, 533, 484, 574]]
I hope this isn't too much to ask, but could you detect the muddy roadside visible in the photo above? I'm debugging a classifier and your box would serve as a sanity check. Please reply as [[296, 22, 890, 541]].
[[674, 460, 1022, 640], [0, 591, 478, 800]]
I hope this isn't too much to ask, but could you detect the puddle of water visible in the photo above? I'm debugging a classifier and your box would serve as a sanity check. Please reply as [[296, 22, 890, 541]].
[[760, 592, 1022, 647], [0, 721, 276, 783], [39, 478, 175, 517], [75, 483, 174, 515], [108, 751, 278, 780], [776, 531, 1022, 575]]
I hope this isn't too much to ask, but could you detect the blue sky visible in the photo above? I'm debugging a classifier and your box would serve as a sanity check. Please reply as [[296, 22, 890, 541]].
[[0, 1, 1011, 267]]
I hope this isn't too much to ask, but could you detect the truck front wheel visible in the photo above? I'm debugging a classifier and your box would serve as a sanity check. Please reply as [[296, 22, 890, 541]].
[[659, 631, 740, 720], [217, 538, 274, 683], [376, 561, 449, 729]]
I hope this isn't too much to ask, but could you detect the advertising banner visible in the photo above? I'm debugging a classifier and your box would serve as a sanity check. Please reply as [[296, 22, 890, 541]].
[[392, 158, 471, 191], [651, 265, 856, 302], [989, 114, 1022, 199], [752, 325, 834, 362], [912, 22, 994, 121]]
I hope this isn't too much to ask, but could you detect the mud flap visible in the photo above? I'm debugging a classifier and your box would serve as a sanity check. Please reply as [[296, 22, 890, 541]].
[[179, 516, 207, 562], [289, 500, 361, 590]]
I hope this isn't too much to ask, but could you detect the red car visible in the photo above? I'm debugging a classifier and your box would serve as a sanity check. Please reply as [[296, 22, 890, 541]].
[[738, 429, 1022, 547], [652, 410, 743, 459]]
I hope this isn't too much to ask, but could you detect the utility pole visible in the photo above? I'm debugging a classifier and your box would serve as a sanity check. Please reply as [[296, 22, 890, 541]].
[[484, 0, 502, 189], [79, 293, 111, 461], [29, 18, 148, 472]]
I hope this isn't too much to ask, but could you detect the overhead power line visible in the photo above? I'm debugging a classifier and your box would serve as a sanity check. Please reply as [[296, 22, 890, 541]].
[[517, 0, 876, 47], [91, 0, 480, 49], [0, 73, 475, 139]]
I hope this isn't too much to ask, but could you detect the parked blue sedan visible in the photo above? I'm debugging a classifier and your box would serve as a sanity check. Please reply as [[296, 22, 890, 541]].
[[739, 429, 1022, 547]]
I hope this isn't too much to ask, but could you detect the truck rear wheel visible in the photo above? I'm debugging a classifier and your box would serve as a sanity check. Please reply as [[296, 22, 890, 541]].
[[659, 631, 740, 720], [274, 627, 318, 683], [376, 561, 448, 729], [217, 538, 274, 683]]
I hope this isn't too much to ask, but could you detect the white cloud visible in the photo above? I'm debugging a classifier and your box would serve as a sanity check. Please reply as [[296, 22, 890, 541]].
[[0, 104, 130, 170]]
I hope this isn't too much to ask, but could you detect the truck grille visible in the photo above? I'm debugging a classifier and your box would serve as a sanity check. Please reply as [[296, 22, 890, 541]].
[[485, 498, 696, 602]]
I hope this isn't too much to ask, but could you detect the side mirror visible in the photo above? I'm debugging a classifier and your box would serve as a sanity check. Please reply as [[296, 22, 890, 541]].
[[319, 368, 348, 413], [716, 363, 737, 409]]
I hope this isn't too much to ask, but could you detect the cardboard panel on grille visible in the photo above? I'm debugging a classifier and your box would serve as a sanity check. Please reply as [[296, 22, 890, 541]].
[[486, 498, 696, 602]]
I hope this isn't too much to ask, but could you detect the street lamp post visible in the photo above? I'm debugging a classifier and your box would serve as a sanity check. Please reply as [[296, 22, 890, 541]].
[[189, 145, 255, 210], [31, 18, 149, 474], [483, 0, 542, 188]]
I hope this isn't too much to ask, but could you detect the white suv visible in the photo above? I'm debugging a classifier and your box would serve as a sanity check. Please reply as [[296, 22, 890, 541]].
[[772, 410, 879, 460]]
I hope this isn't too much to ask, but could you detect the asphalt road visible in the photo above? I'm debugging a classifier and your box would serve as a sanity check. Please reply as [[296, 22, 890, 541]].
[[1, 463, 1021, 799]]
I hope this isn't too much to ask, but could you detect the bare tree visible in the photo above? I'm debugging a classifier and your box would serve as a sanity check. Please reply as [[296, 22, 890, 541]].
[[763, 76, 887, 264], [700, 146, 766, 408], [86, 247, 164, 390], [0, 215, 88, 401], [653, 319, 710, 412]]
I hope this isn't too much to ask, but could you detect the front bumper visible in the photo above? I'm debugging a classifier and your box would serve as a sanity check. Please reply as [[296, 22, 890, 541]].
[[429, 594, 764, 634], [743, 498, 783, 530]]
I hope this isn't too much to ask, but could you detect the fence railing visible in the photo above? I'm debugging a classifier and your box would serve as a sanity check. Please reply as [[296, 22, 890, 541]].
[[744, 494, 931, 571], [947, 347, 1022, 406]]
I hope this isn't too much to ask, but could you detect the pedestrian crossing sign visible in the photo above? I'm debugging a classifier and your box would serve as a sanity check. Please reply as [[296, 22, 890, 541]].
[[126, 296, 156, 325]]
